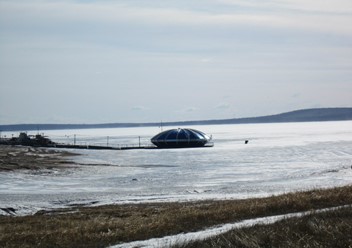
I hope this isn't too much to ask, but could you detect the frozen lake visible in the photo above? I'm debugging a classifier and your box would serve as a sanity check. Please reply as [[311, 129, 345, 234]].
[[1, 121, 352, 215]]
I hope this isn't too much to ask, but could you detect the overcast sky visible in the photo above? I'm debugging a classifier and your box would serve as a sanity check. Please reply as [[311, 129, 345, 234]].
[[1, 0, 352, 124]]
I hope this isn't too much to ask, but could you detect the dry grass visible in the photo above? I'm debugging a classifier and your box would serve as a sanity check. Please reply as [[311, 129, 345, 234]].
[[181, 207, 352, 248], [1, 185, 352, 247]]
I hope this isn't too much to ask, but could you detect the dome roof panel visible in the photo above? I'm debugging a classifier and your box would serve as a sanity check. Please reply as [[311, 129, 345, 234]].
[[151, 128, 211, 148]]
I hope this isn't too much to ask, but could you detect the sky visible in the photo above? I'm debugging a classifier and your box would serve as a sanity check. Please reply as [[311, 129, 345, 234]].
[[0, 0, 352, 124]]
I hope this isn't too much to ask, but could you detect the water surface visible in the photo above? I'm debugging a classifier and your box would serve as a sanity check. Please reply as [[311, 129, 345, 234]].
[[1, 121, 352, 215]]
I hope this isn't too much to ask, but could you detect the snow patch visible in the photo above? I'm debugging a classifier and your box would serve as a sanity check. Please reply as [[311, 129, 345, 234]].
[[110, 205, 352, 248]]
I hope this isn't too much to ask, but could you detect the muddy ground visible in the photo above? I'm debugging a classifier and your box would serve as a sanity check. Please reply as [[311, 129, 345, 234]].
[[0, 145, 78, 171]]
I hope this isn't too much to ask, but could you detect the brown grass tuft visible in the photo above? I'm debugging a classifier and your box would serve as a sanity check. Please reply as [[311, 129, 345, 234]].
[[181, 207, 352, 248], [1, 185, 352, 247]]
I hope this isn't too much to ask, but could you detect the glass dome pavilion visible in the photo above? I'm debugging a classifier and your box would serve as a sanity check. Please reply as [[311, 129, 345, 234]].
[[151, 128, 212, 148]]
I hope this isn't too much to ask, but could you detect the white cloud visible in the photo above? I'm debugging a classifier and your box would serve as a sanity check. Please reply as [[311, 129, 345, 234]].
[[200, 58, 212, 63], [131, 106, 148, 111], [215, 103, 231, 110], [1, 0, 351, 123], [273, 0, 352, 13], [2, 0, 352, 37], [185, 107, 198, 112], [217, 0, 352, 13]]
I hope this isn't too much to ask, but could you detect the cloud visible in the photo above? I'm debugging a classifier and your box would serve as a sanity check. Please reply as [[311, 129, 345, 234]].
[[291, 93, 301, 98], [218, 0, 352, 14], [174, 107, 198, 114], [200, 58, 212, 63], [2, 0, 352, 37], [131, 106, 148, 111], [272, 0, 352, 13], [215, 103, 231, 110], [185, 107, 198, 112], [1, 0, 351, 124]]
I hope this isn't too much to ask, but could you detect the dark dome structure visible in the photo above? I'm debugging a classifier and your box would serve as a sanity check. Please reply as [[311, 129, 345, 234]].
[[151, 128, 212, 148]]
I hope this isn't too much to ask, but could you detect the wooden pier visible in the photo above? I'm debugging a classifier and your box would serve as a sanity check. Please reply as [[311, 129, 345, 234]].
[[0, 132, 213, 150], [53, 144, 157, 150]]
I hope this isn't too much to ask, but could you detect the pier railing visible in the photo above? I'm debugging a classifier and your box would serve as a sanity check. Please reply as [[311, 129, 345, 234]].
[[53, 142, 157, 150], [1, 133, 214, 150]]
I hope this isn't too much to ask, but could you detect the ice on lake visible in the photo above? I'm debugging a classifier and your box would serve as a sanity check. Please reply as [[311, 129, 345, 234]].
[[1, 121, 352, 215]]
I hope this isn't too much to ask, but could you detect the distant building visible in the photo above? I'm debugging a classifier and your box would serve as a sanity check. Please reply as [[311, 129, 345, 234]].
[[4, 132, 55, 147], [151, 128, 212, 148]]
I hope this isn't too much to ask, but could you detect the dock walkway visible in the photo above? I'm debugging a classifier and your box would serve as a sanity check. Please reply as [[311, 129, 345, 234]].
[[53, 144, 157, 150], [0, 132, 214, 150]]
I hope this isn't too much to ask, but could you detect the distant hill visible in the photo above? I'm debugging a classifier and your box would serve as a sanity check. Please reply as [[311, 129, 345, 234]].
[[1, 108, 352, 132], [200, 107, 352, 125]]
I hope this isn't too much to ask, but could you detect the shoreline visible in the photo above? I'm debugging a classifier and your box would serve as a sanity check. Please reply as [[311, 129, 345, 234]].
[[0, 145, 78, 171], [1, 145, 352, 246], [1, 185, 351, 247]]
